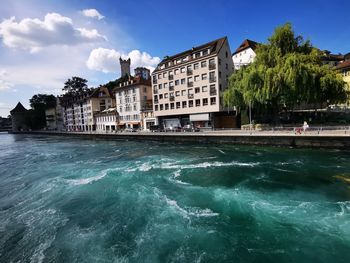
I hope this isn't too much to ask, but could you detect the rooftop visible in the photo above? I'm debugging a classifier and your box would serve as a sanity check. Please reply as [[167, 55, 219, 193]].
[[232, 39, 259, 55], [10, 102, 27, 114]]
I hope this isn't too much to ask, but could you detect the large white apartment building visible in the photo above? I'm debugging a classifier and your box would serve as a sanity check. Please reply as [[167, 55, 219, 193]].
[[115, 67, 153, 130], [152, 37, 236, 129], [232, 39, 258, 70]]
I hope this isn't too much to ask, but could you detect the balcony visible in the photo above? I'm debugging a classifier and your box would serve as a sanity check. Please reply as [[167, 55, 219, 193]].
[[168, 75, 174, 80], [187, 81, 193, 87], [188, 94, 194, 99], [209, 77, 216, 83], [209, 63, 216, 70], [186, 70, 193, 76]]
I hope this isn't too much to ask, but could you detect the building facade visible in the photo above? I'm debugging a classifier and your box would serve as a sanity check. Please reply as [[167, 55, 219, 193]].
[[60, 86, 115, 132], [95, 108, 118, 132], [45, 97, 64, 131], [336, 59, 350, 107], [115, 67, 152, 130], [10, 102, 28, 132], [152, 37, 236, 130], [232, 39, 258, 70]]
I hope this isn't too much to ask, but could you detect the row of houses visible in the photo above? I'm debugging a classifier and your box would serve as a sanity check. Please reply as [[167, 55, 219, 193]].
[[10, 36, 350, 132]]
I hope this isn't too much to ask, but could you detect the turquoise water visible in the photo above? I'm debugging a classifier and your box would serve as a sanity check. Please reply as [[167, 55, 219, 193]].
[[0, 134, 350, 262]]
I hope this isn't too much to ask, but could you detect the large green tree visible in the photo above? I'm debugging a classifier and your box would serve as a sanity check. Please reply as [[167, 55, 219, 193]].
[[27, 94, 56, 129], [224, 23, 348, 123], [63, 76, 89, 95]]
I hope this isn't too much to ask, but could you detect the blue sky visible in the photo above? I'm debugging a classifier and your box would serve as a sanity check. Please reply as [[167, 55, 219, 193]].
[[0, 0, 349, 116]]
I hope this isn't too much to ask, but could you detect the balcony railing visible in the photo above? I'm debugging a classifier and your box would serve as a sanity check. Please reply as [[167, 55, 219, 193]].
[[186, 70, 193, 76], [187, 82, 193, 87], [209, 63, 216, 70], [209, 77, 216, 83], [188, 94, 194, 99], [168, 75, 174, 80]]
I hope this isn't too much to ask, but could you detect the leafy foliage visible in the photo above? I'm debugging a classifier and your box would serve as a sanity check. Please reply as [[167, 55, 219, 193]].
[[224, 23, 348, 122], [63, 77, 90, 95], [27, 94, 57, 129]]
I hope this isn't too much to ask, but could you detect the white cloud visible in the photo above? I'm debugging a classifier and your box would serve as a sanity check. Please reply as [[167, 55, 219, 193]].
[[0, 13, 106, 51], [0, 70, 14, 91], [81, 9, 105, 20], [86, 48, 160, 74]]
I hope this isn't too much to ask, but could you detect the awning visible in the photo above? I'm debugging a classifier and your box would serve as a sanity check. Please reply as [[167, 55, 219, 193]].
[[190, 113, 210, 121]]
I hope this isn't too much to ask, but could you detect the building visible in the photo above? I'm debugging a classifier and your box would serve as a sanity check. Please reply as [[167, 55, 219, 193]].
[[60, 86, 115, 132], [232, 39, 258, 70], [95, 107, 119, 132], [321, 50, 344, 68], [45, 97, 64, 130], [336, 59, 350, 107], [10, 102, 28, 132], [115, 67, 153, 130], [151, 37, 236, 130]]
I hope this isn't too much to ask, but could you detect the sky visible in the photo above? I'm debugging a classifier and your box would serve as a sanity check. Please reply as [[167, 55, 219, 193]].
[[0, 0, 349, 117]]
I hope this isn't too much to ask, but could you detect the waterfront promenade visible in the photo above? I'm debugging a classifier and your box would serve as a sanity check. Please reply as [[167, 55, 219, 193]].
[[10, 127, 350, 149]]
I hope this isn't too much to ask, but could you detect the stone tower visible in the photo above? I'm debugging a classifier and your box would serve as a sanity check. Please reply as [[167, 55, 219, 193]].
[[119, 57, 131, 77], [10, 102, 28, 132]]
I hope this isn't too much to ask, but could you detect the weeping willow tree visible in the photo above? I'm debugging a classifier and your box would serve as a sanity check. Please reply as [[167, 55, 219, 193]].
[[224, 23, 348, 123]]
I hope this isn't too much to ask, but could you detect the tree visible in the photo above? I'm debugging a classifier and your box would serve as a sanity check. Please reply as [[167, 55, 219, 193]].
[[30, 94, 56, 110], [63, 76, 89, 95], [224, 23, 348, 123]]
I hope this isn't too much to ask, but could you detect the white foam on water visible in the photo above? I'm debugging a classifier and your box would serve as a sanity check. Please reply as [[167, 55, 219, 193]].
[[218, 149, 226, 154], [161, 160, 259, 170], [66, 169, 113, 186]]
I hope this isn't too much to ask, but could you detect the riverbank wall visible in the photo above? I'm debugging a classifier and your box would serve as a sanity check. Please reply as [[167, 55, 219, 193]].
[[8, 131, 350, 149]]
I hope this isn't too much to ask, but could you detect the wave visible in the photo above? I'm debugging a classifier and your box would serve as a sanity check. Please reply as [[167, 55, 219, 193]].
[[66, 169, 113, 186], [161, 160, 259, 170], [165, 196, 219, 219]]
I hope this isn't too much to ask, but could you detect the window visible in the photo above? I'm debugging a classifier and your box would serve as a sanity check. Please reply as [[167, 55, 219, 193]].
[[203, 49, 208, 56], [203, 98, 208, 106], [219, 58, 221, 65], [175, 69, 179, 75], [165, 104, 169, 110], [182, 101, 187, 108], [163, 72, 167, 78], [226, 51, 228, 58], [194, 75, 200, 82], [159, 94, 163, 99], [164, 83, 168, 89], [170, 103, 174, 109], [189, 100, 193, 107], [187, 65, 192, 71], [195, 99, 200, 107], [210, 97, 216, 105], [155, 105, 159, 111], [225, 63, 228, 69], [176, 102, 181, 109], [158, 74, 162, 79], [181, 90, 186, 96], [154, 95, 158, 101], [195, 52, 200, 58], [195, 87, 200, 93], [194, 63, 199, 70], [181, 67, 185, 73], [202, 73, 207, 80], [181, 78, 185, 85], [133, 96, 136, 102], [175, 80, 179, 86], [175, 91, 180, 96], [159, 83, 163, 89], [160, 104, 163, 110], [201, 61, 207, 67], [164, 93, 168, 98], [202, 86, 208, 92], [219, 71, 222, 78]]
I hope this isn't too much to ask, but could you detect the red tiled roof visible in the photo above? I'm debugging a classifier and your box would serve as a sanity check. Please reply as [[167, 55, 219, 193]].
[[336, 60, 350, 70], [232, 39, 258, 55]]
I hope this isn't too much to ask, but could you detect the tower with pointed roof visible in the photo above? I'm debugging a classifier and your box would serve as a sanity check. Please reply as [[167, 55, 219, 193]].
[[10, 102, 28, 132]]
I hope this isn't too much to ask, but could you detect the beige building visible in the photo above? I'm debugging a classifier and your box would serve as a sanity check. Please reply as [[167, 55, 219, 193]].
[[336, 59, 350, 107], [60, 86, 115, 131], [152, 37, 236, 129], [115, 67, 153, 130]]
